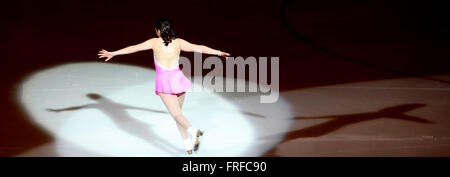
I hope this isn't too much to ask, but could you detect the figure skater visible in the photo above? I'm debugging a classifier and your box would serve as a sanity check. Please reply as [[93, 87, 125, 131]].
[[97, 17, 230, 155]]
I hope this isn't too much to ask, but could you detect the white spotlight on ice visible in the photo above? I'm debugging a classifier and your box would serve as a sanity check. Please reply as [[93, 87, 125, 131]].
[[18, 62, 293, 157]]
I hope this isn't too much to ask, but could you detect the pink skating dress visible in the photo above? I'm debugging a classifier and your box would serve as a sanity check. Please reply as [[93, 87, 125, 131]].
[[154, 57, 192, 95]]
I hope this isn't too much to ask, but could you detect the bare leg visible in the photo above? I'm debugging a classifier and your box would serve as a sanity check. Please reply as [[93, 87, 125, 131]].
[[175, 92, 202, 152], [177, 92, 186, 108], [175, 92, 187, 139], [159, 92, 191, 139]]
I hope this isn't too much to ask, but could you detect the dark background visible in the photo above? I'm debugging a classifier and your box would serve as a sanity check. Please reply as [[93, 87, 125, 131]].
[[1, 0, 449, 156]]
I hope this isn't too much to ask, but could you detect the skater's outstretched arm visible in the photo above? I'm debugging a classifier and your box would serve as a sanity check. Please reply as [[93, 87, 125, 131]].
[[46, 103, 96, 112], [179, 38, 230, 57], [98, 38, 156, 61]]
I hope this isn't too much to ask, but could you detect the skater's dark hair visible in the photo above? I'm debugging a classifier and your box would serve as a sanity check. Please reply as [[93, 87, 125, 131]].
[[154, 17, 177, 46]]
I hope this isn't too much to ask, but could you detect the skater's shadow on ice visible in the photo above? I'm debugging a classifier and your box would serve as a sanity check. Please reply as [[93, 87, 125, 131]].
[[46, 93, 183, 156], [262, 103, 434, 144]]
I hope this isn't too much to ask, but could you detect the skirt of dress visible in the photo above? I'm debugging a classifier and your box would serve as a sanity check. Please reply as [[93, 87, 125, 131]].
[[154, 60, 192, 96]]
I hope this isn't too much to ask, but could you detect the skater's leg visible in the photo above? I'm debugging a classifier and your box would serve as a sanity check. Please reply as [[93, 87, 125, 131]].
[[175, 92, 187, 139], [159, 92, 191, 138], [177, 92, 186, 109]]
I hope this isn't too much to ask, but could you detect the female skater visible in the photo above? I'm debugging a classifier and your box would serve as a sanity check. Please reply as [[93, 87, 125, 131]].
[[97, 17, 230, 155]]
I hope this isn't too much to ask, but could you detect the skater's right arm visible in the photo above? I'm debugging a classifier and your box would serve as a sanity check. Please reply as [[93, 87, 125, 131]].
[[98, 38, 156, 61]]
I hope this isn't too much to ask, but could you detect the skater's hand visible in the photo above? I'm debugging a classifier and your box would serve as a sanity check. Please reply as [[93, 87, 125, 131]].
[[98, 49, 115, 62], [218, 51, 230, 57]]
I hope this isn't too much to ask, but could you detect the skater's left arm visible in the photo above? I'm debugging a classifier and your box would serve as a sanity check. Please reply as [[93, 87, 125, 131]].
[[179, 38, 230, 57]]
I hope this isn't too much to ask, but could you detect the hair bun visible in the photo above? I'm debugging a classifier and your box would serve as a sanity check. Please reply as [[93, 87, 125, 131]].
[[154, 17, 177, 46]]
